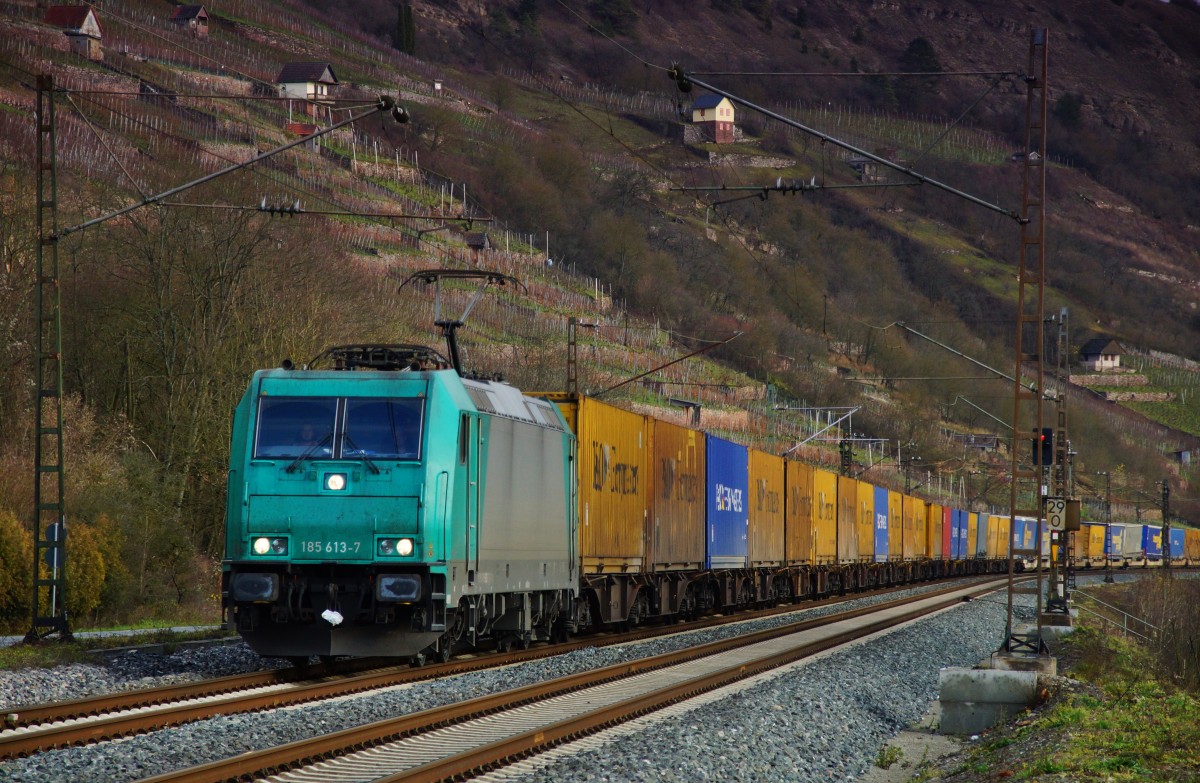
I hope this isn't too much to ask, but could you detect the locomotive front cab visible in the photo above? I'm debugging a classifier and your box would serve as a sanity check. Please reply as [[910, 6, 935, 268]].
[[224, 369, 453, 659]]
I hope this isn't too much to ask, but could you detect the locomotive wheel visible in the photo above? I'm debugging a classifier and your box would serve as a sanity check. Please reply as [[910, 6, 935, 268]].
[[435, 634, 454, 663], [410, 651, 427, 667]]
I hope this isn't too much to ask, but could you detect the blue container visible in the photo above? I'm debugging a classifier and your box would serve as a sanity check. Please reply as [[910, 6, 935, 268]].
[[706, 436, 748, 569], [1009, 516, 1023, 554], [1012, 516, 1034, 554], [873, 485, 889, 562], [1142, 525, 1163, 561], [1169, 528, 1185, 559], [952, 510, 966, 559], [1106, 524, 1123, 559]]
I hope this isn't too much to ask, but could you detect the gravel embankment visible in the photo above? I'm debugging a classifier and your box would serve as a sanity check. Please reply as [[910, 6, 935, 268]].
[[0, 576, 1107, 783]]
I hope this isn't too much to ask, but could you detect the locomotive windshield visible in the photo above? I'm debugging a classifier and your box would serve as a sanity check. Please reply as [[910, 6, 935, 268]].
[[253, 396, 424, 460]]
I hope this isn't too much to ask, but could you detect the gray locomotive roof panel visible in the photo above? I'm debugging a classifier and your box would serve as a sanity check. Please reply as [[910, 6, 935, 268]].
[[461, 378, 563, 430]]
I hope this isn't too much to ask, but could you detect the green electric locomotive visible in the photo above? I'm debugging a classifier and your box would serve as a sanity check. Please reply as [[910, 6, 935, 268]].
[[221, 344, 578, 662]]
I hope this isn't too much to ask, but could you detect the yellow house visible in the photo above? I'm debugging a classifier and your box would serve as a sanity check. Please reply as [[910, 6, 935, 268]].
[[690, 94, 735, 143]]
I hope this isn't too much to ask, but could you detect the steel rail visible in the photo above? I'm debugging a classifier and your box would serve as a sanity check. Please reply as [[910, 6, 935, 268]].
[[0, 575, 999, 760], [135, 578, 1011, 783]]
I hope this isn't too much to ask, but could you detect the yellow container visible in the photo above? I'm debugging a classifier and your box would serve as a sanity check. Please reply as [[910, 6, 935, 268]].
[[967, 513, 979, 558], [888, 490, 904, 561], [856, 480, 876, 563], [1088, 523, 1105, 565], [784, 460, 814, 564], [1184, 527, 1200, 563], [910, 497, 927, 559], [554, 396, 648, 573], [813, 467, 838, 563], [837, 475, 858, 563], [648, 418, 705, 571], [748, 449, 785, 567], [927, 503, 943, 560]]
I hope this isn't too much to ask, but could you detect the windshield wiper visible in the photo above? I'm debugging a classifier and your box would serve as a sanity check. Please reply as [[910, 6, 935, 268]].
[[285, 431, 333, 474], [340, 434, 381, 474]]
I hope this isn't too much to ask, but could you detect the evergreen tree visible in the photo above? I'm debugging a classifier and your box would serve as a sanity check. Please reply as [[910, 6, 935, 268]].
[[395, 3, 416, 54], [899, 37, 942, 75]]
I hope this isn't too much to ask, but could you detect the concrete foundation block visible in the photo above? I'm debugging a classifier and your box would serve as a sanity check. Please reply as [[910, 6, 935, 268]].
[[939, 667, 1038, 703], [939, 700, 1024, 735], [937, 667, 1040, 735], [990, 653, 1058, 675], [1040, 611, 1074, 627], [1040, 624, 1076, 642]]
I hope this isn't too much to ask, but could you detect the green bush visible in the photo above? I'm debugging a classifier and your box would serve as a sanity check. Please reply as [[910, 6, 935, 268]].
[[0, 510, 33, 632]]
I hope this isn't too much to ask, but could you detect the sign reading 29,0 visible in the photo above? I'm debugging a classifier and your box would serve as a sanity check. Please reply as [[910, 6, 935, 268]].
[[300, 540, 362, 555]]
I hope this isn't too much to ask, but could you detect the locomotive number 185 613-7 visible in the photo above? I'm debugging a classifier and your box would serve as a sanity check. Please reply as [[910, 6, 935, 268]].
[[299, 540, 362, 554]]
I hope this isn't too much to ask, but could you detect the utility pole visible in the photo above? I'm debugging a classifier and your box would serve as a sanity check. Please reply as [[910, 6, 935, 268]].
[[1161, 479, 1171, 576], [1003, 28, 1050, 656], [1046, 307, 1070, 612], [1101, 471, 1114, 584], [902, 444, 919, 495], [27, 75, 71, 643]]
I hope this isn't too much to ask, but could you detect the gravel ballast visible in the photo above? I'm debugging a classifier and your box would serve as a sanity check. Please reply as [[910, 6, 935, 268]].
[[0, 576, 1121, 783]]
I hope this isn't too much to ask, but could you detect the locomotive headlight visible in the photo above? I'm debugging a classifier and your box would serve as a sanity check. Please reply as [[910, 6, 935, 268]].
[[252, 537, 288, 556], [378, 538, 415, 556], [325, 473, 347, 491]]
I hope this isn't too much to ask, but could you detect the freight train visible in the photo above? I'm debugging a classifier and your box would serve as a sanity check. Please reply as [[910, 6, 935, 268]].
[[1070, 521, 1200, 569], [222, 343, 1022, 663]]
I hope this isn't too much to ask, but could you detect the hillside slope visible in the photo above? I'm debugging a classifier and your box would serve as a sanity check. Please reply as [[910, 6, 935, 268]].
[[0, 0, 1196, 628]]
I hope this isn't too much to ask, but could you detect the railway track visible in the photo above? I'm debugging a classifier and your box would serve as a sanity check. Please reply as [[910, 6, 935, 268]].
[[0, 576, 1001, 764], [121, 577, 1009, 783]]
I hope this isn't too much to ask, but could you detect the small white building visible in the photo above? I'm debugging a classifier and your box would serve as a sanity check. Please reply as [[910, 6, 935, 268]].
[[276, 62, 338, 117], [44, 5, 103, 61], [1079, 337, 1124, 372], [170, 5, 209, 38]]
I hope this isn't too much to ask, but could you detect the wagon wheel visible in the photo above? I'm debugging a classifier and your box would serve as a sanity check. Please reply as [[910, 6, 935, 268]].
[[550, 616, 571, 644]]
